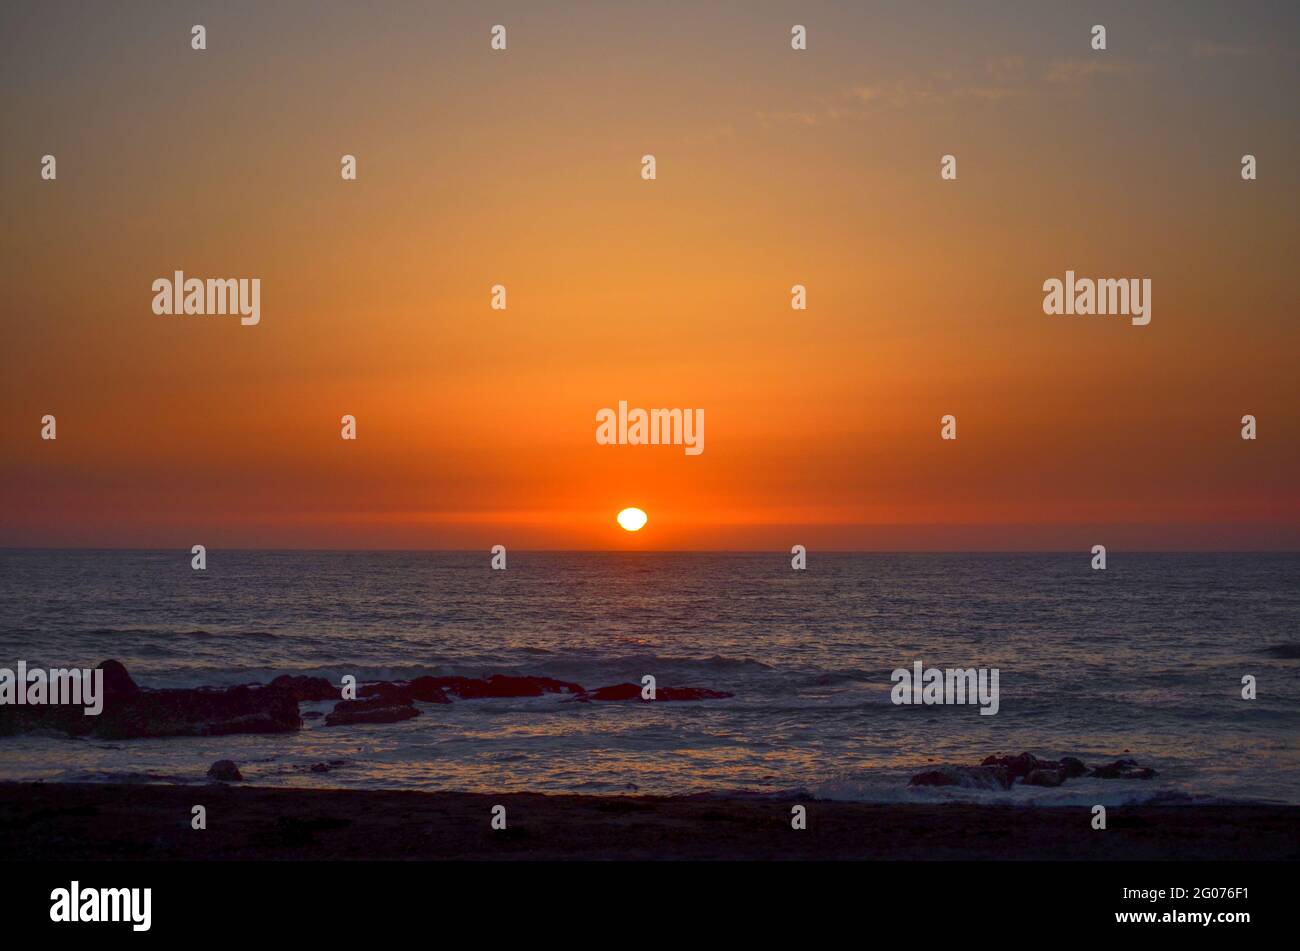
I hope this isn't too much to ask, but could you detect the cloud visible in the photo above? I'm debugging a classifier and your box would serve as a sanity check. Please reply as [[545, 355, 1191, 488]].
[[753, 108, 823, 127], [952, 84, 1026, 101], [1045, 60, 1138, 85], [755, 54, 1135, 129], [986, 55, 1026, 80], [1191, 40, 1256, 58], [850, 80, 945, 108], [850, 67, 1025, 109]]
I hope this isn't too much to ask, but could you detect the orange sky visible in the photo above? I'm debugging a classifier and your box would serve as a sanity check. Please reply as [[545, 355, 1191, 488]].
[[1, 1, 1297, 550]]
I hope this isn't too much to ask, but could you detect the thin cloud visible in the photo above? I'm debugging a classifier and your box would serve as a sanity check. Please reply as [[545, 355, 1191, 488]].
[[755, 55, 1134, 128], [1191, 40, 1257, 58], [1045, 60, 1139, 84]]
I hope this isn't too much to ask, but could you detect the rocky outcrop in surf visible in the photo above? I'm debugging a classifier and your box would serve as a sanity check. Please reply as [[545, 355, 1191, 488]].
[[0, 661, 733, 739], [979, 752, 1088, 786], [581, 683, 734, 701], [909, 752, 1156, 791], [331, 673, 732, 704], [269, 675, 338, 702], [324, 695, 421, 727], [357, 678, 451, 704], [0, 660, 301, 739], [357, 674, 577, 703], [909, 765, 1012, 790], [1090, 758, 1158, 780], [207, 759, 243, 782]]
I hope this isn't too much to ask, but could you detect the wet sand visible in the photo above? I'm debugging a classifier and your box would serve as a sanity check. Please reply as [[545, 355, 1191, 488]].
[[2, 782, 1297, 861]]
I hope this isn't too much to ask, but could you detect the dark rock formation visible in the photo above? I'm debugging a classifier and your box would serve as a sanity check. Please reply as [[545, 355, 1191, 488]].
[[1059, 756, 1088, 778], [99, 659, 141, 701], [406, 677, 453, 703], [435, 675, 583, 700], [1024, 768, 1066, 788], [585, 683, 734, 701], [357, 676, 451, 704], [980, 752, 1048, 783], [350, 674, 729, 704], [95, 682, 302, 740], [0, 661, 302, 739], [324, 695, 420, 727], [909, 765, 1012, 791], [268, 675, 338, 702], [207, 759, 243, 782], [1091, 759, 1158, 780], [309, 760, 349, 773], [0, 662, 734, 740], [913, 752, 1157, 791]]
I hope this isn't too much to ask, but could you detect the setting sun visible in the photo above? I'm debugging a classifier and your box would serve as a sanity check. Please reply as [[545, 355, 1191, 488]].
[[617, 508, 648, 532]]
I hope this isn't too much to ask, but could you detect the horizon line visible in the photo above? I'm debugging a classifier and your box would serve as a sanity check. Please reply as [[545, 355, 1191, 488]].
[[2, 546, 1297, 555]]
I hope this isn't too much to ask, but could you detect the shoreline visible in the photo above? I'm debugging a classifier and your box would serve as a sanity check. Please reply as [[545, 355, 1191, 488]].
[[3, 782, 1297, 861]]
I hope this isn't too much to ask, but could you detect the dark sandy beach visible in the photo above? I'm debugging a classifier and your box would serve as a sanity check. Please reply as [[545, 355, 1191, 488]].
[[2, 782, 1297, 861]]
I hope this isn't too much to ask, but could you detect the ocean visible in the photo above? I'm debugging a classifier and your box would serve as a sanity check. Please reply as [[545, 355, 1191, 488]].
[[1, 549, 1297, 804]]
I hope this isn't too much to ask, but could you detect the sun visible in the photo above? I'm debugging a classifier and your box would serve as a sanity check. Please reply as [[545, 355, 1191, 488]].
[[617, 507, 648, 532]]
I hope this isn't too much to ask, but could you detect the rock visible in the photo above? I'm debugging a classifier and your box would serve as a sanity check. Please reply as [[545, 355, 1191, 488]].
[[1059, 756, 1088, 778], [91, 681, 302, 740], [909, 765, 1012, 791], [433, 675, 583, 700], [585, 683, 734, 701], [356, 681, 412, 701], [659, 686, 733, 700], [268, 675, 337, 702], [920, 752, 1155, 792], [0, 662, 734, 739], [407, 677, 452, 703], [293, 671, 731, 705], [207, 759, 243, 782], [309, 760, 349, 773], [355, 674, 574, 702], [1025, 768, 1066, 788], [324, 696, 420, 727], [0, 662, 303, 740], [981, 752, 1089, 785], [99, 659, 141, 700], [0, 692, 83, 736], [584, 683, 642, 701], [357, 677, 451, 704], [1091, 759, 1157, 780], [980, 752, 1045, 783]]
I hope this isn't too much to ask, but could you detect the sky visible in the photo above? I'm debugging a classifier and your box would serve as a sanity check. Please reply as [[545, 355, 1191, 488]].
[[1, 1, 1297, 550]]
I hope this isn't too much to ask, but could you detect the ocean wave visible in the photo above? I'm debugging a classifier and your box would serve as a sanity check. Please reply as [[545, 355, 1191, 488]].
[[83, 627, 280, 641], [1262, 642, 1300, 659], [805, 773, 1255, 806], [123, 655, 777, 690], [65, 769, 200, 785]]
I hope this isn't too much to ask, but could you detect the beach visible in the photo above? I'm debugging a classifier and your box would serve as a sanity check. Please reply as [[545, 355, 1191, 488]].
[[3, 782, 1297, 862]]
